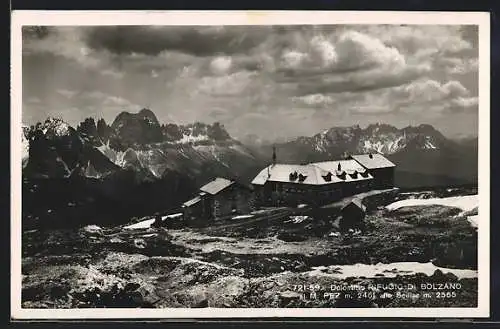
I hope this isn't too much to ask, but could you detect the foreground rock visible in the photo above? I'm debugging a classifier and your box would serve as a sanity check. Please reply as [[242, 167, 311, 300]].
[[21, 190, 478, 308]]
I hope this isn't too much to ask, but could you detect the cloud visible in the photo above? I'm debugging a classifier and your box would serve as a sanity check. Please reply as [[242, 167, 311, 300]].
[[335, 31, 405, 70], [442, 58, 478, 75], [25, 96, 42, 104], [24, 27, 98, 67], [56, 89, 77, 98], [292, 94, 335, 107], [360, 25, 474, 58], [450, 96, 478, 108], [101, 69, 125, 79], [276, 30, 407, 75], [274, 30, 431, 96], [23, 26, 117, 79], [78, 91, 141, 109], [102, 95, 137, 107], [292, 63, 430, 96], [209, 56, 233, 75], [25, 87, 144, 126], [350, 106, 394, 115], [84, 26, 271, 56], [22, 25, 479, 140], [386, 79, 477, 114], [329, 78, 477, 116], [310, 36, 338, 68], [280, 50, 308, 69], [193, 71, 258, 97], [396, 79, 470, 102]]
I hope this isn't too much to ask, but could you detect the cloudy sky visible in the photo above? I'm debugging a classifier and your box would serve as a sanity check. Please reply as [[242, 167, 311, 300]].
[[22, 25, 479, 140]]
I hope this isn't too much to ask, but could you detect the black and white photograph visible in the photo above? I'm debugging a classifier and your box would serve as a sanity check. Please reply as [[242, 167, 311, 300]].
[[11, 11, 490, 319]]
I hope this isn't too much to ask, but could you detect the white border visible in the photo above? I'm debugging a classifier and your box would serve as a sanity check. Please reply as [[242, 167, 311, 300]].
[[10, 10, 490, 320]]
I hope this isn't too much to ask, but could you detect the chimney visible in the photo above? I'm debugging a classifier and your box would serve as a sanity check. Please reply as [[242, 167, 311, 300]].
[[369, 153, 373, 159], [272, 144, 277, 166], [337, 163, 342, 171]]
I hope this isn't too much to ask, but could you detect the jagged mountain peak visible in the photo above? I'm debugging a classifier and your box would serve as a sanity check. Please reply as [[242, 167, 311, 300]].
[[322, 125, 361, 135], [111, 108, 162, 146], [402, 123, 440, 135], [23, 109, 262, 186], [266, 122, 453, 165], [364, 123, 400, 135], [32, 116, 72, 138], [138, 108, 156, 117], [112, 108, 159, 128]]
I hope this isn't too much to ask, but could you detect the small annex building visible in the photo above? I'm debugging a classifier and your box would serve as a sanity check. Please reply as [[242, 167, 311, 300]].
[[339, 198, 367, 233], [349, 154, 395, 189], [182, 177, 254, 220]]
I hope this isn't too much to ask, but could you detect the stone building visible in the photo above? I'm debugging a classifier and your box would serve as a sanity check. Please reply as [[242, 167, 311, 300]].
[[182, 177, 254, 220], [349, 154, 396, 189], [251, 148, 394, 207]]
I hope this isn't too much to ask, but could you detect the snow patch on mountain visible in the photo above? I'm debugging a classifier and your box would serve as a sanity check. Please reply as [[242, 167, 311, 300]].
[[42, 117, 71, 137], [178, 133, 209, 144], [210, 145, 229, 168], [97, 141, 124, 166], [22, 126, 29, 168], [360, 135, 408, 154], [84, 161, 102, 179], [229, 144, 254, 157], [424, 137, 437, 149]]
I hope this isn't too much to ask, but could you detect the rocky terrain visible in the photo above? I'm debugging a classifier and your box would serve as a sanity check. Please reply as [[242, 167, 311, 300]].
[[22, 188, 478, 309]]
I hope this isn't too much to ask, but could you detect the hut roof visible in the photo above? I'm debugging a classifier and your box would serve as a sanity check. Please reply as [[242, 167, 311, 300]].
[[342, 198, 367, 212], [251, 163, 342, 186], [182, 195, 202, 207], [200, 177, 234, 195], [350, 153, 395, 169], [251, 159, 374, 186], [311, 160, 373, 182]]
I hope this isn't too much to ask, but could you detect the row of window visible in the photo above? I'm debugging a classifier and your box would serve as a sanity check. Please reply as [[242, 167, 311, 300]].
[[274, 183, 372, 193]]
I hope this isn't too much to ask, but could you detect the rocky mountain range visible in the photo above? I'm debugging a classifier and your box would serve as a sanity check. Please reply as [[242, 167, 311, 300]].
[[22, 109, 263, 183], [21, 109, 265, 227], [251, 123, 477, 188]]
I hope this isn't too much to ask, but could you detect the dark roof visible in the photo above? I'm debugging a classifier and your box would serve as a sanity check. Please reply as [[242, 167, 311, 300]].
[[350, 154, 395, 169], [342, 198, 367, 212]]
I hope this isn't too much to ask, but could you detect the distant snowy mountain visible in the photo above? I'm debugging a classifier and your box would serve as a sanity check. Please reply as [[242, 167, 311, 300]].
[[291, 123, 449, 157], [251, 123, 477, 187], [255, 123, 455, 160]]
